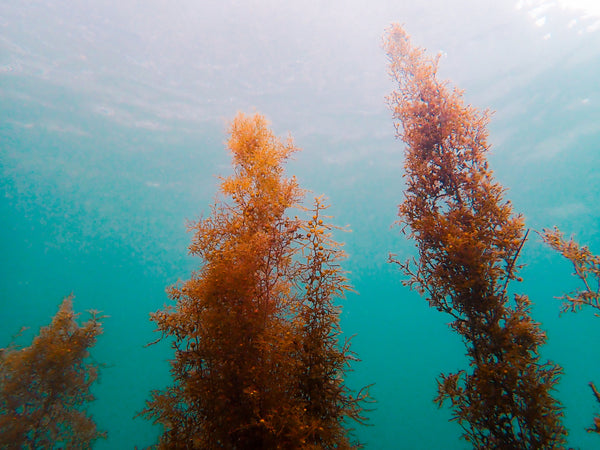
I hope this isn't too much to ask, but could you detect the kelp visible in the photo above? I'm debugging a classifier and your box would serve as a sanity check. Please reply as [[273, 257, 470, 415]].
[[141, 112, 369, 449], [541, 227, 600, 434], [295, 196, 371, 448], [0, 295, 106, 449], [384, 24, 566, 449]]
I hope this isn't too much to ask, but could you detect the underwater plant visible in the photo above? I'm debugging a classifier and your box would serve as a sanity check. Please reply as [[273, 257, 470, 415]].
[[541, 228, 600, 316], [541, 227, 600, 434], [141, 112, 368, 449], [0, 295, 106, 449], [295, 196, 371, 448], [384, 24, 567, 449]]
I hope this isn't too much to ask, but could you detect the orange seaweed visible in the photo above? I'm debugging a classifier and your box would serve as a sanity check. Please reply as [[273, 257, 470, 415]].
[[384, 24, 566, 449], [541, 228, 600, 434], [141, 113, 369, 449], [295, 196, 372, 448], [0, 295, 106, 449]]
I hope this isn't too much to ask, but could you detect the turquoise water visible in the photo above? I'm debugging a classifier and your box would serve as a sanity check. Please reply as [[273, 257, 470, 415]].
[[1, 1, 599, 448]]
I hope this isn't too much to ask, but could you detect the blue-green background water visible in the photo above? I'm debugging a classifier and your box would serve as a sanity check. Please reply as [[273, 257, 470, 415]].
[[1, 0, 599, 448]]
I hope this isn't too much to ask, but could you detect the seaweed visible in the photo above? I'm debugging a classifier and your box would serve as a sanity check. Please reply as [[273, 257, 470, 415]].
[[384, 24, 567, 449], [295, 196, 372, 448], [141, 113, 369, 449], [0, 295, 106, 449], [541, 227, 600, 434]]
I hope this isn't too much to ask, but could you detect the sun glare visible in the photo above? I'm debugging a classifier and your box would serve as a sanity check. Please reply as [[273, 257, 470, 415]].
[[517, 0, 600, 32], [557, 0, 600, 17]]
